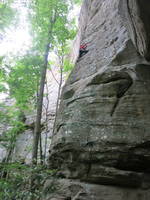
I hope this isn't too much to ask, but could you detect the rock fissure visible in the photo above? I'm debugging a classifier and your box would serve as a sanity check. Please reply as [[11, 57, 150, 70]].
[[126, 0, 138, 51], [110, 77, 133, 116], [110, 98, 120, 117]]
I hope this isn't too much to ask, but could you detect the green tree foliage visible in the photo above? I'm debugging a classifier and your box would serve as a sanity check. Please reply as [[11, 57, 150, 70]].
[[0, 162, 56, 200], [0, 105, 27, 163], [7, 55, 42, 110], [73, 0, 82, 5], [63, 58, 74, 72], [0, 0, 82, 196], [0, 0, 17, 93], [0, 57, 7, 92], [30, 0, 77, 164], [0, 0, 17, 38], [0, 0, 80, 166], [30, 0, 77, 52]]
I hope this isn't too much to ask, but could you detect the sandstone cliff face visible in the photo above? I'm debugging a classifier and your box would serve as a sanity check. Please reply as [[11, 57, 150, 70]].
[[48, 0, 150, 199]]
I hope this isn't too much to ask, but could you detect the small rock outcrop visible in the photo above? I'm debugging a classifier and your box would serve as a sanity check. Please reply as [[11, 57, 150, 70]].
[[48, 0, 150, 199]]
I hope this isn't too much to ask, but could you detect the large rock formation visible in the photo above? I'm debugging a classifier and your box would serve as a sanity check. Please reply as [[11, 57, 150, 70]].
[[48, 0, 150, 199]]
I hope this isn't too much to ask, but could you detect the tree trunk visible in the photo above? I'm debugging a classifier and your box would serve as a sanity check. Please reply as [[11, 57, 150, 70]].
[[32, 9, 57, 164], [43, 79, 49, 163], [32, 43, 50, 165]]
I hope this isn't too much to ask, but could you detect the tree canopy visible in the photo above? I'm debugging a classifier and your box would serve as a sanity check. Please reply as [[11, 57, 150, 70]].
[[0, 0, 80, 165], [0, 0, 17, 40], [0, 0, 81, 197]]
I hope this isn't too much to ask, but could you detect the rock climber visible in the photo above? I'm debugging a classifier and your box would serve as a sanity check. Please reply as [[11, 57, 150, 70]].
[[79, 43, 89, 58]]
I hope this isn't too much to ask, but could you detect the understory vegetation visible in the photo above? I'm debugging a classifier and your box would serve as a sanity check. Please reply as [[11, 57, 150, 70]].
[[0, 0, 82, 198], [0, 162, 57, 200]]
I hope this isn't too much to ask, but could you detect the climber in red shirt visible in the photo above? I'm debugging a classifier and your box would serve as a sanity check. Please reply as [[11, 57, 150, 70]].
[[79, 43, 89, 58]]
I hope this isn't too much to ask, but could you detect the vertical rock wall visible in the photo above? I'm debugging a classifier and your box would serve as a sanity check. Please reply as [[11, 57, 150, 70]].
[[47, 0, 150, 199]]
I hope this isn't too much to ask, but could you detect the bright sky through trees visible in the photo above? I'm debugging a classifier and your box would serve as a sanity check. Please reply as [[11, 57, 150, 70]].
[[0, 1, 80, 57], [0, 0, 81, 102], [0, 0, 31, 56]]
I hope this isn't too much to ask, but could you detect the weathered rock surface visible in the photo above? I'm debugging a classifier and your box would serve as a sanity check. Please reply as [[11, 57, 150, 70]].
[[43, 179, 150, 200], [48, 0, 150, 199]]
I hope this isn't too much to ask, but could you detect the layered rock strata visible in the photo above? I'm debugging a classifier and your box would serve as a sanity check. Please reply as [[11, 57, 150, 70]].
[[48, 0, 150, 199]]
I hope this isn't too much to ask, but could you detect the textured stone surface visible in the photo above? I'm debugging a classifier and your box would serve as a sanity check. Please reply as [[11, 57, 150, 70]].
[[0, 98, 14, 162], [119, 0, 150, 60], [48, 0, 150, 198], [43, 179, 150, 200]]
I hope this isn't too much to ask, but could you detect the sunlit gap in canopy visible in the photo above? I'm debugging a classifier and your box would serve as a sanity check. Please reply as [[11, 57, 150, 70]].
[[0, 0, 81, 102], [0, 0, 80, 57], [0, 0, 31, 102], [0, 0, 32, 57]]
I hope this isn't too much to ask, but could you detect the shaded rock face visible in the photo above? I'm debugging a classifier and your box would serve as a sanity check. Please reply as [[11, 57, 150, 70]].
[[119, 0, 150, 60], [48, 0, 150, 198], [43, 179, 150, 200]]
